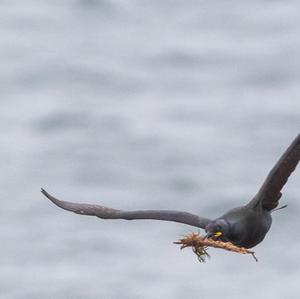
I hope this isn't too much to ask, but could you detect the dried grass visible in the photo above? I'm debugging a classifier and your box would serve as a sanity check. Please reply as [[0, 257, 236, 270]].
[[174, 232, 258, 262]]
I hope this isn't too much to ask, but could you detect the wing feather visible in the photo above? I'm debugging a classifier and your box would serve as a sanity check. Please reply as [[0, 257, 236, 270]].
[[252, 134, 300, 210], [41, 189, 211, 229]]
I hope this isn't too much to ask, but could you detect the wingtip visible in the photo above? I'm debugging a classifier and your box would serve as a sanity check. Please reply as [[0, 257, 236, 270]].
[[41, 188, 52, 200], [41, 188, 62, 207]]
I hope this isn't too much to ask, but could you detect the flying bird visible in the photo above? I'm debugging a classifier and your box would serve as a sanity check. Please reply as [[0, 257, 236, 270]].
[[42, 134, 300, 249]]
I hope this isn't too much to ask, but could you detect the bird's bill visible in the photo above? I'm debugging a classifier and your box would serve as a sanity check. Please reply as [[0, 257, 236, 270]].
[[214, 231, 222, 238], [205, 231, 223, 239]]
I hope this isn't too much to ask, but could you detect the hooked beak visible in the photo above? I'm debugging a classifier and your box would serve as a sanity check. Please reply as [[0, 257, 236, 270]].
[[214, 231, 223, 238], [205, 231, 222, 239]]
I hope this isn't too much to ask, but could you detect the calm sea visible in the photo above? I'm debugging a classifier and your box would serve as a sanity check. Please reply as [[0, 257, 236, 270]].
[[0, 1, 300, 298]]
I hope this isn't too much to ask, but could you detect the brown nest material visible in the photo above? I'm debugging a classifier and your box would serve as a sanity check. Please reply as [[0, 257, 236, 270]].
[[174, 232, 258, 263]]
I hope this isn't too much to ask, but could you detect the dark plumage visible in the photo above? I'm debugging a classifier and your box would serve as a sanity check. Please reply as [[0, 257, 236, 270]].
[[42, 134, 300, 249]]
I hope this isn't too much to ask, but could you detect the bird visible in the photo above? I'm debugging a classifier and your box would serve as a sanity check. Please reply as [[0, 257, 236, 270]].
[[42, 133, 300, 249]]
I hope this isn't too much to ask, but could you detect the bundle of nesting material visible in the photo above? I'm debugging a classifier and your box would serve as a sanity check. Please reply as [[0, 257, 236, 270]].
[[174, 232, 258, 263]]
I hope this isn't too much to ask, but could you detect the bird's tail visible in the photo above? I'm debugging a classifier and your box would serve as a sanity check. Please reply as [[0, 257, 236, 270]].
[[271, 204, 288, 213]]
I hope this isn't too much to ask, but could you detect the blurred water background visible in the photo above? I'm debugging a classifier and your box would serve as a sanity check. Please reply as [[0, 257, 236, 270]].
[[0, 0, 300, 298]]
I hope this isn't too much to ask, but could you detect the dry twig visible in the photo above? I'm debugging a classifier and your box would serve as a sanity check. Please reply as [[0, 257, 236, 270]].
[[174, 232, 258, 262]]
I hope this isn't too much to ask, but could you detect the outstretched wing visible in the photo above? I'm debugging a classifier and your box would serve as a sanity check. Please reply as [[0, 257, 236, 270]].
[[251, 133, 300, 210], [41, 189, 211, 229]]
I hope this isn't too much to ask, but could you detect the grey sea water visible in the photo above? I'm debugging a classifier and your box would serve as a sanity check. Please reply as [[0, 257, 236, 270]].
[[0, 1, 300, 298]]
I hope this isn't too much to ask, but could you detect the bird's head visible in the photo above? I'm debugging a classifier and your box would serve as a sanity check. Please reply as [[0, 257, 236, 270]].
[[205, 219, 230, 241]]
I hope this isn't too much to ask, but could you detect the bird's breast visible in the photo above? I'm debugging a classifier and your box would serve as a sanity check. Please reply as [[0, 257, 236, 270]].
[[229, 209, 272, 249]]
